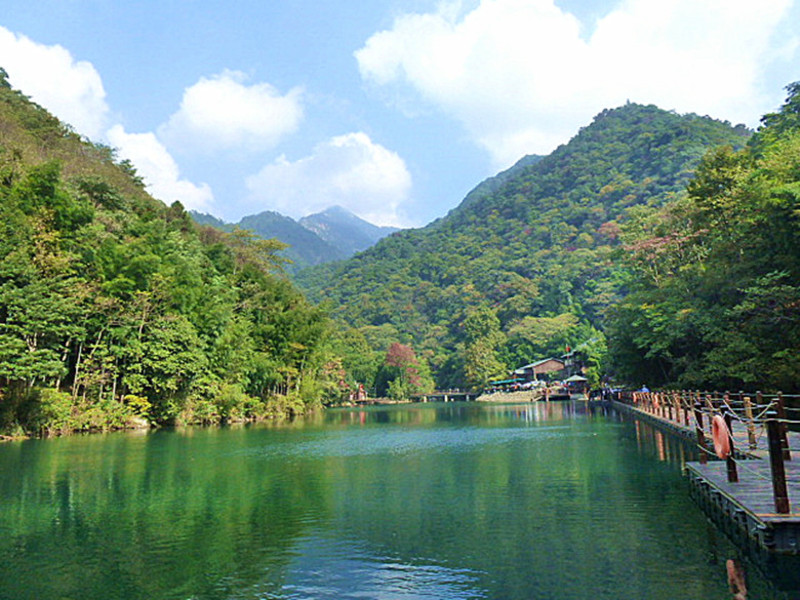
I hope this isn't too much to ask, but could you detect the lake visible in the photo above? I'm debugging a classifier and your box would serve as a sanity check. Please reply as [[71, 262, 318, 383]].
[[0, 401, 795, 599]]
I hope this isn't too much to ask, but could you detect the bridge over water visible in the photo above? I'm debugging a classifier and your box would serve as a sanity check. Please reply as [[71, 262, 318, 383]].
[[411, 391, 479, 402]]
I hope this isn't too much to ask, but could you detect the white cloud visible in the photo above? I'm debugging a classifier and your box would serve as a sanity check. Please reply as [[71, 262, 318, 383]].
[[245, 132, 412, 227], [107, 125, 215, 213], [159, 69, 304, 154], [356, 0, 798, 167], [0, 26, 110, 139]]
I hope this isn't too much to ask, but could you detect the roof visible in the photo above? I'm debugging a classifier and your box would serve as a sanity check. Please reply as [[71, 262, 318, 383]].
[[515, 357, 565, 370], [564, 374, 588, 382]]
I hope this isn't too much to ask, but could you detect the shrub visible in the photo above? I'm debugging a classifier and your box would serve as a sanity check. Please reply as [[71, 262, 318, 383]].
[[124, 394, 152, 419], [32, 388, 74, 435]]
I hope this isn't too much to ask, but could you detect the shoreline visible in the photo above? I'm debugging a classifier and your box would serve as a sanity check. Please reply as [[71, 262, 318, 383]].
[[475, 391, 537, 403]]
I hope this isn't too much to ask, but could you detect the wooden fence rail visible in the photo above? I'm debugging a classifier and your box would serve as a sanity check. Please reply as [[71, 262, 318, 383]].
[[609, 389, 797, 515]]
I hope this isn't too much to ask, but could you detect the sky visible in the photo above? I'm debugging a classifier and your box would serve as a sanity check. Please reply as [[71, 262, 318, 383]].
[[0, 0, 798, 228]]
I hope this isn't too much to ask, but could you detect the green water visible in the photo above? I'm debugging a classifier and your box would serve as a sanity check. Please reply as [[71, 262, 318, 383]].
[[0, 402, 793, 599]]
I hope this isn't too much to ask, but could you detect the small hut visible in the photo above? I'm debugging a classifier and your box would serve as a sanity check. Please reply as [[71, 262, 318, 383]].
[[563, 374, 589, 395]]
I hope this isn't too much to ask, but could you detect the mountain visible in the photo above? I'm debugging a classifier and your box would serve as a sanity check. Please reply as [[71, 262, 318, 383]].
[[295, 103, 752, 389], [606, 83, 800, 392], [299, 206, 399, 256], [189, 211, 231, 231], [190, 206, 397, 272], [238, 210, 347, 270]]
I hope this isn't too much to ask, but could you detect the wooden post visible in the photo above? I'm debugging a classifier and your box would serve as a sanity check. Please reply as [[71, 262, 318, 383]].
[[742, 394, 757, 451], [694, 402, 707, 465], [682, 392, 690, 426], [775, 392, 791, 461], [724, 411, 738, 483], [766, 414, 791, 514], [673, 394, 679, 423]]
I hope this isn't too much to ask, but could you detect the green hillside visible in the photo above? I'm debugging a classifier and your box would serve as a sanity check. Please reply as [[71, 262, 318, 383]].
[[0, 71, 334, 436], [607, 83, 800, 392], [297, 103, 751, 389]]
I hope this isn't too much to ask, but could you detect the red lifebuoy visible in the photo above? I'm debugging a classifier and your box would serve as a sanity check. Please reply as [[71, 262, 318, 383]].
[[712, 415, 731, 459]]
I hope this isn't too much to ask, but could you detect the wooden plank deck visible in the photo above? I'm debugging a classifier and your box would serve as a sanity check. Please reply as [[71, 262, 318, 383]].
[[686, 460, 800, 520], [611, 399, 800, 555]]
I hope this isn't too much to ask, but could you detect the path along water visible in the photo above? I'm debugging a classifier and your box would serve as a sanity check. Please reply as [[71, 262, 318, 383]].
[[0, 401, 797, 599]]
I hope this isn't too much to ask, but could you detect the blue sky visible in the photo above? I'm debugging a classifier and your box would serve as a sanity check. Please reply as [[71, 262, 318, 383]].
[[1, 0, 798, 227]]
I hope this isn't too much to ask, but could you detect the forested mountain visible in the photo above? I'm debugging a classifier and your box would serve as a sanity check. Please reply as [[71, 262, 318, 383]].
[[607, 83, 800, 392], [297, 103, 751, 390], [239, 210, 347, 269], [0, 71, 337, 436], [190, 206, 397, 272], [299, 206, 399, 257], [3, 57, 794, 440]]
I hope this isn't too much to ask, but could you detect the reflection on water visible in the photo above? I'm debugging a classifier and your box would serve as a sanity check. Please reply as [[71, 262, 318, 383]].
[[0, 401, 797, 599], [728, 559, 748, 600]]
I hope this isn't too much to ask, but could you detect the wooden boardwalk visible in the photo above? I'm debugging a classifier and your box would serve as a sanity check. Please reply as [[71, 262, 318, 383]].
[[611, 395, 800, 555], [687, 460, 800, 519]]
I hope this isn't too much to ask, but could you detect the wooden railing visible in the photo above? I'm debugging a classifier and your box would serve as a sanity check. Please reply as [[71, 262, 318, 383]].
[[609, 389, 798, 514]]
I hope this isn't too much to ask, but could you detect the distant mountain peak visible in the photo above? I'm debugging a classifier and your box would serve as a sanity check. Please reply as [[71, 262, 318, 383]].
[[299, 207, 399, 255], [317, 205, 352, 217], [189, 206, 401, 273]]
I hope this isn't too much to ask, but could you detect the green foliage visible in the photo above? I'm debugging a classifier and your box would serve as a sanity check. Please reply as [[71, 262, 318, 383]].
[[31, 388, 73, 435], [607, 82, 800, 391], [0, 78, 335, 436], [462, 306, 505, 390], [297, 103, 750, 387], [124, 394, 151, 418]]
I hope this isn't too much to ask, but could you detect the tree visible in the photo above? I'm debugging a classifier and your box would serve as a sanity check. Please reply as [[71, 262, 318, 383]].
[[462, 307, 506, 390], [376, 342, 433, 399], [606, 82, 800, 391]]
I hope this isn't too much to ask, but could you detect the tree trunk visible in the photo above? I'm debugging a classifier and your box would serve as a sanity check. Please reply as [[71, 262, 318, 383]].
[[72, 341, 84, 400]]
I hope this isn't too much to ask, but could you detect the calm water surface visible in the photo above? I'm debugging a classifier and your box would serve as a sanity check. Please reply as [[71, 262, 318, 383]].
[[0, 402, 795, 599]]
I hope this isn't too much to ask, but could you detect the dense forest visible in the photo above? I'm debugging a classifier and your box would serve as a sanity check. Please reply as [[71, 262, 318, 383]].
[[0, 70, 349, 437], [297, 102, 752, 391], [607, 83, 800, 392]]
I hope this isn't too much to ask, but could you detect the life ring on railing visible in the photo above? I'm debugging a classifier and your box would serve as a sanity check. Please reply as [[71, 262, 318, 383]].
[[712, 414, 731, 459]]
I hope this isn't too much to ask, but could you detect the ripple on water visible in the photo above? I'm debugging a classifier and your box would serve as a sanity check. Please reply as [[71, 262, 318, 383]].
[[235, 425, 601, 461], [274, 536, 488, 600]]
